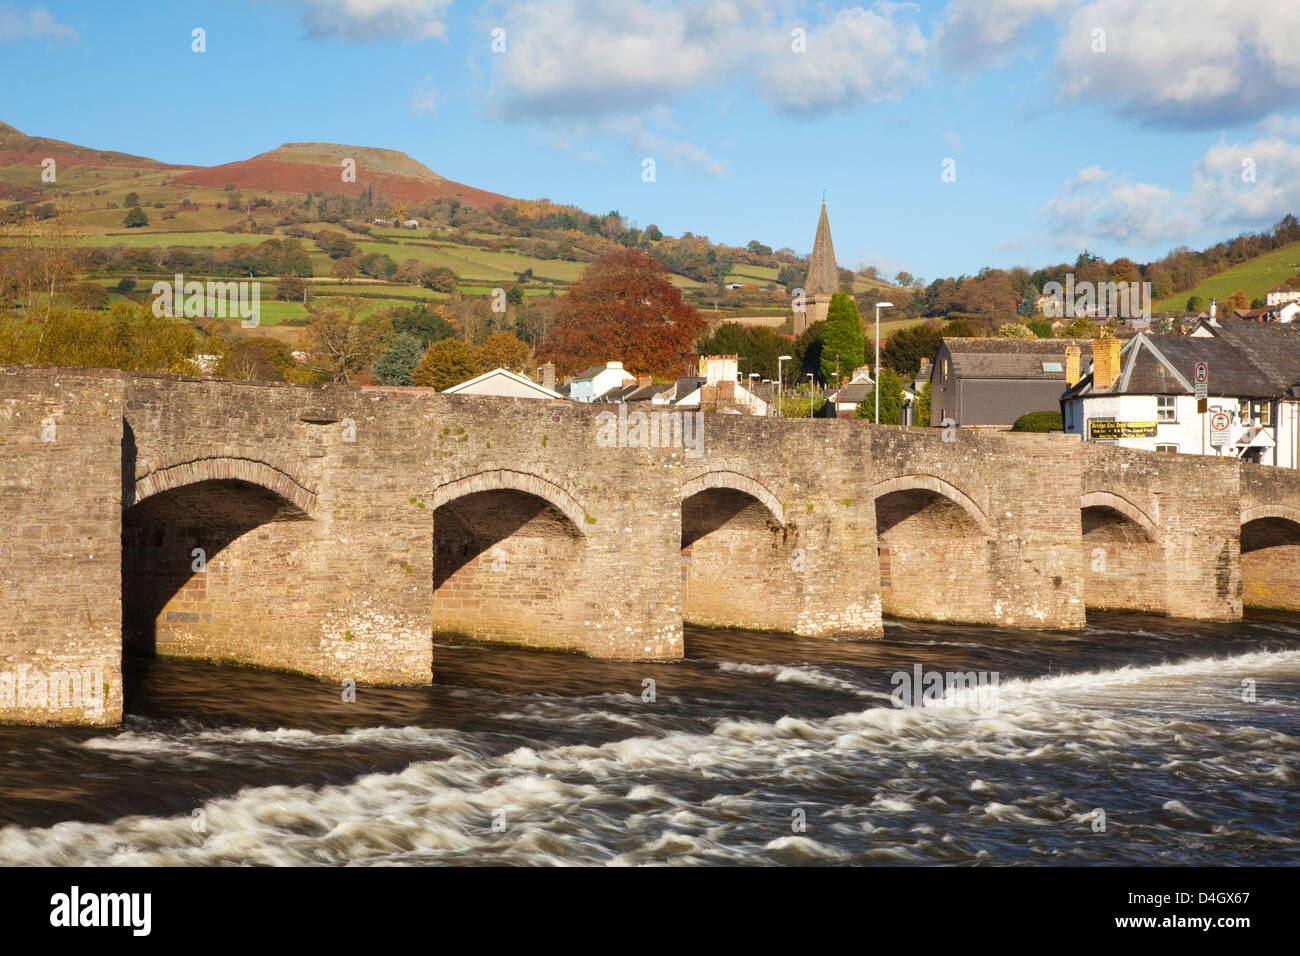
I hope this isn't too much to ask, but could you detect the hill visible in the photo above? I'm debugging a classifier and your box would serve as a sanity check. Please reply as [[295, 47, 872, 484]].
[[1153, 239, 1300, 311], [171, 142, 507, 208]]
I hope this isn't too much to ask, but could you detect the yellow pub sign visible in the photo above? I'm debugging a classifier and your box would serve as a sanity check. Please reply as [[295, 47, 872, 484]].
[[1088, 419, 1158, 440]]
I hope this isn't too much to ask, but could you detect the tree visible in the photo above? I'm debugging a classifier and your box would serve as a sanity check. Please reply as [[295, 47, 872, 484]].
[[915, 381, 931, 426], [792, 320, 825, 383], [123, 206, 148, 228], [506, 285, 524, 306], [1018, 284, 1040, 318], [777, 264, 804, 289], [856, 368, 905, 424], [392, 303, 456, 346], [123, 192, 140, 207], [747, 240, 773, 256], [997, 322, 1034, 337], [1187, 295, 1205, 311], [536, 248, 704, 377], [276, 274, 306, 302], [1224, 289, 1250, 312], [410, 337, 481, 389], [1028, 319, 1054, 338], [882, 322, 942, 378], [373, 333, 425, 386], [477, 330, 530, 371], [895, 271, 914, 287], [420, 267, 458, 293], [643, 224, 663, 242], [330, 256, 358, 282], [302, 298, 391, 383], [820, 292, 865, 383], [116, 277, 137, 293], [1251, 297, 1266, 309], [67, 282, 109, 310], [1064, 316, 1098, 338], [216, 336, 294, 382]]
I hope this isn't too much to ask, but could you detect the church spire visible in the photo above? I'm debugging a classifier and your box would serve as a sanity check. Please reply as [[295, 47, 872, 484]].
[[805, 201, 839, 297]]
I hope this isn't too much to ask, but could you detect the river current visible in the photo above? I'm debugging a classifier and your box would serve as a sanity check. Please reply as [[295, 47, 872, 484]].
[[0, 613, 1296, 865]]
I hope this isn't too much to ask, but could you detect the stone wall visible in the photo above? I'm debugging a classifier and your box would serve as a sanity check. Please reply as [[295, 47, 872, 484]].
[[5, 365, 1300, 726]]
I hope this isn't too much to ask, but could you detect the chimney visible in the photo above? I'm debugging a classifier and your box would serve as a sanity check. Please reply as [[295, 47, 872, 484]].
[[1064, 346, 1081, 387], [1092, 337, 1122, 390], [1209, 298, 1217, 324], [638, 375, 651, 387], [542, 362, 555, 391]]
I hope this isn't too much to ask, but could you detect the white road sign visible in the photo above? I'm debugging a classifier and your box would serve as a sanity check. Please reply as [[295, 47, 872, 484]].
[[1210, 411, 1231, 447]]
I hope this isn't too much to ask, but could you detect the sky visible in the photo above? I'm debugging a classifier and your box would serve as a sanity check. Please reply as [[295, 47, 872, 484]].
[[4, 0, 1300, 283]]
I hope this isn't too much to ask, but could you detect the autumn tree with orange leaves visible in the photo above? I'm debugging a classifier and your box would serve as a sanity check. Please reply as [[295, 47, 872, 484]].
[[536, 248, 704, 378]]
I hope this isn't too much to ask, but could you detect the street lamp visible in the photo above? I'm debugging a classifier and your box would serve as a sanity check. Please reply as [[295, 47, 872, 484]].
[[874, 302, 894, 424], [778, 355, 793, 417], [807, 373, 815, 418]]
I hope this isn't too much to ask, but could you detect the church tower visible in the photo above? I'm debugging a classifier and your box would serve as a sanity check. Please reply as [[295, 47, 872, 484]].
[[796, 201, 840, 336]]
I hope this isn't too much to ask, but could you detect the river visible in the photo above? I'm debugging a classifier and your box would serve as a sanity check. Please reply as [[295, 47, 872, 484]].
[[0, 612, 1296, 865]]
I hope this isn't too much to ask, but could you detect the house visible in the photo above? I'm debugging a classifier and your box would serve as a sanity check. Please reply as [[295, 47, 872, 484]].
[[1266, 286, 1300, 307], [402, 219, 420, 229], [1234, 302, 1300, 323], [441, 366, 565, 400], [929, 338, 1095, 428], [568, 361, 636, 402], [1061, 325, 1300, 467], [673, 355, 770, 414]]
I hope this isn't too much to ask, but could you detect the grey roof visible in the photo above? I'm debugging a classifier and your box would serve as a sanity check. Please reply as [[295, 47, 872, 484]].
[[831, 382, 872, 404], [573, 364, 609, 382], [940, 337, 1094, 381], [673, 376, 705, 401], [1063, 332, 1279, 400], [805, 203, 839, 297], [1197, 319, 1300, 391]]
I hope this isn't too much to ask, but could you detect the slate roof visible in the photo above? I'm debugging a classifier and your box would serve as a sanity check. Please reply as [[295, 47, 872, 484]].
[[831, 382, 872, 405], [1062, 332, 1280, 400], [572, 364, 608, 382], [1197, 319, 1300, 392], [940, 338, 1094, 381]]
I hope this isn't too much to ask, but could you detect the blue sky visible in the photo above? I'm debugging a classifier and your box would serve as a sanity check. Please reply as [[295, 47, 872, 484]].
[[4, 0, 1300, 282]]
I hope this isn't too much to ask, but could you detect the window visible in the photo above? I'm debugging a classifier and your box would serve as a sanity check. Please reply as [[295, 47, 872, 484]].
[[1156, 443, 1179, 453], [1239, 398, 1250, 420], [1253, 402, 1272, 426], [942, 360, 949, 378], [1042, 361, 1063, 373], [1157, 395, 1177, 422]]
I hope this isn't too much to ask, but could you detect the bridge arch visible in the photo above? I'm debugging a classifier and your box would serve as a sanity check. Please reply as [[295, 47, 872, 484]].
[[431, 467, 589, 648], [869, 473, 993, 623], [132, 457, 318, 517], [1081, 490, 1157, 543], [122, 456, 318, 669], [869, 474, 989, 535], [679, 469, 790, 630], [1080, 490, 1164, 613], [431, 468, 589, 533], [1240, 504, 1300, 610]]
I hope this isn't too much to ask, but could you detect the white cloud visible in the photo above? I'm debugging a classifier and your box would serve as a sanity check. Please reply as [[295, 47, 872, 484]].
[[293, 0, 452, 41], [934, 0, 1072, 71], [485, 0, 925, 119], [1042, 136, 1300, 249], [535, 111, 728, 176], [1055, 0, 1300, 127], [756, 5, 926, 113], [0, 5, 76, 41]]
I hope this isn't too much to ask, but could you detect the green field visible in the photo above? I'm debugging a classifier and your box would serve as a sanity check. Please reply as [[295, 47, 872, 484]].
[[1154, 240, 1300, 311]]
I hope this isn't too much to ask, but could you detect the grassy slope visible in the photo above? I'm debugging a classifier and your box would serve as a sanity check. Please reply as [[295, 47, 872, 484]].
[[1153, 240, 1300, 311]]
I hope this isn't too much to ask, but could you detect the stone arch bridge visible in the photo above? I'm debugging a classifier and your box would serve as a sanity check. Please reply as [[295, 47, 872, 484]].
[[3, 366, 1297, 725]]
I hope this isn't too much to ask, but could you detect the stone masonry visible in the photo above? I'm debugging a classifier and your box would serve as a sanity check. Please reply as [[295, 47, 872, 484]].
[[3, 365, 1299, 725]]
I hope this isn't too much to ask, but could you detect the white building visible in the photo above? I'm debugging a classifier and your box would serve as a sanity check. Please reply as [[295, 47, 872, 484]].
[[1061, 325, 1300, 467], [569, 361, 636, 402], [441, 367, 565, 400], [1266, 286, 1300, 307]]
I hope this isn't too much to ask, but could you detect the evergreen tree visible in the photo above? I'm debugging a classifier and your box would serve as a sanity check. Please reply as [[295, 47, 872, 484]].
[[856, 368, 905, 424], [373, 333, 425, 386], [820, 292, 865, 383]]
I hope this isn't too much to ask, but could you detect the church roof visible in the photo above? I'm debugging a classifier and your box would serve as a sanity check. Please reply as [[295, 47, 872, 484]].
[[805, 202, 839, 297]]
